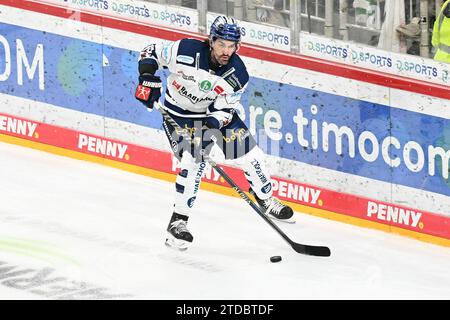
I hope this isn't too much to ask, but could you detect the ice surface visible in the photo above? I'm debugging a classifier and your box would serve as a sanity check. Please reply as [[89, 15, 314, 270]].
[[0, 141, 450, 300]]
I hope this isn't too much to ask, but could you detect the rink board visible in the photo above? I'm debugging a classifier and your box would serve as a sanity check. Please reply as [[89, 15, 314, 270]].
[[0, 1, 449, 245]]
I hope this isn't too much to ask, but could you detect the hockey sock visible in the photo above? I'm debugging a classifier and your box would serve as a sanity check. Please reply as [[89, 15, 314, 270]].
[[173, 152, 207, 216], [232, 147, 273, 201]]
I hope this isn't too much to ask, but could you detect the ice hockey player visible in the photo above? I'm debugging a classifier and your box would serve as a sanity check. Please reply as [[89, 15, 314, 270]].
[[135, 15, 294, 251]]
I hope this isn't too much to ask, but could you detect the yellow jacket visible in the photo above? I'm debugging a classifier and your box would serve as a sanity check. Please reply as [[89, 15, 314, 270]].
[[432, 0, 450, 63]]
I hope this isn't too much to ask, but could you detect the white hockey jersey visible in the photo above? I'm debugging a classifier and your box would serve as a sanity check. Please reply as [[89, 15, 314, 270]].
[[139, 38, 249, 126]]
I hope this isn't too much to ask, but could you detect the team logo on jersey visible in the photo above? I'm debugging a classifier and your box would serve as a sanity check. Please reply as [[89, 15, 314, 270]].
[[199, 80, 212, 92], [176, 55, 194, 64]]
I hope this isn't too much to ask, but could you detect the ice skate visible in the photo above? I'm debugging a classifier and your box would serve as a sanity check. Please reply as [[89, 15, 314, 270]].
[[249, 188, 295, 224], [165, 213, 194, 251]]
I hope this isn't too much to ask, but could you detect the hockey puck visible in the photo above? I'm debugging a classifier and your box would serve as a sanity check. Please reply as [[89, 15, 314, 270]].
[[270, 256, 282, 263]]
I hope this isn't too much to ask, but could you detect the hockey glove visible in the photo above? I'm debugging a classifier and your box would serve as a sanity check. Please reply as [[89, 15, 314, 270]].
[[204, 108, 235, 130], [135, 74, 162, 109]]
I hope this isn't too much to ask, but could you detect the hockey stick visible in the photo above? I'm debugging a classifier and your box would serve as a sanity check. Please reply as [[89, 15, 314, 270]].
[[153, 101, 331, 257]]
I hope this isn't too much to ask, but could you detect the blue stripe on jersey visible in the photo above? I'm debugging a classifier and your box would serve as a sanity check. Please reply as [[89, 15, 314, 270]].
[[164, 97, 207, 118]]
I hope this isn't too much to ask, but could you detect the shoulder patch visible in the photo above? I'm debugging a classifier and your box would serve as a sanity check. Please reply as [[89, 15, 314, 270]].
[[223, 54, 249, 92], [176, 55, 195, 64], [224, 70, 249, 92]]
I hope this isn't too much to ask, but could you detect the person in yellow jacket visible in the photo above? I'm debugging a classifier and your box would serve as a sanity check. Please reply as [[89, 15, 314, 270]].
[[432, 0, 450, 63]]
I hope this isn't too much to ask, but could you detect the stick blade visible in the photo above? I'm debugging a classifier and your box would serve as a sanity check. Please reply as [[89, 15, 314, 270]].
[[292, 242, 331, 257]]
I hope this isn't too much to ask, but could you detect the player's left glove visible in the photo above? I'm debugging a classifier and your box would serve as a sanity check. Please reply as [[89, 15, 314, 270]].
[[204, 108, 235, 130], [135, 74, 162, 109]]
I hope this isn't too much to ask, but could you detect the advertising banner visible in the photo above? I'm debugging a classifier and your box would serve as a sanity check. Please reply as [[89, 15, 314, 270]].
[[1, 2, 449, 244], [39, 0, 198, 31], [1, 22, 448, 198], [300, 32, 450, 87], [1, 111, 448, 241], [207, 12, 291, 52]]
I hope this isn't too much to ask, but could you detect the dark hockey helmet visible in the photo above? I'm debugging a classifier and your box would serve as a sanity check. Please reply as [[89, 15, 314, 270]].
[[209, 16, 241, 42]]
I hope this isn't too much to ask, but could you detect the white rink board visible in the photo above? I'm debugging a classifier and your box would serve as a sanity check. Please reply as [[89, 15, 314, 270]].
[[0, 4, 449, 220]]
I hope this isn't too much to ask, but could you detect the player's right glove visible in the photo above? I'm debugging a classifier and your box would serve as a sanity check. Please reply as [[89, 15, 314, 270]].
[[135, 74, 162, 109]]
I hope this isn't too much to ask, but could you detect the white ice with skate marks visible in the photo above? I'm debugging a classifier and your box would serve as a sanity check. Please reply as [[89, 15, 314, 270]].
[[1, 141, 450, 299]]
